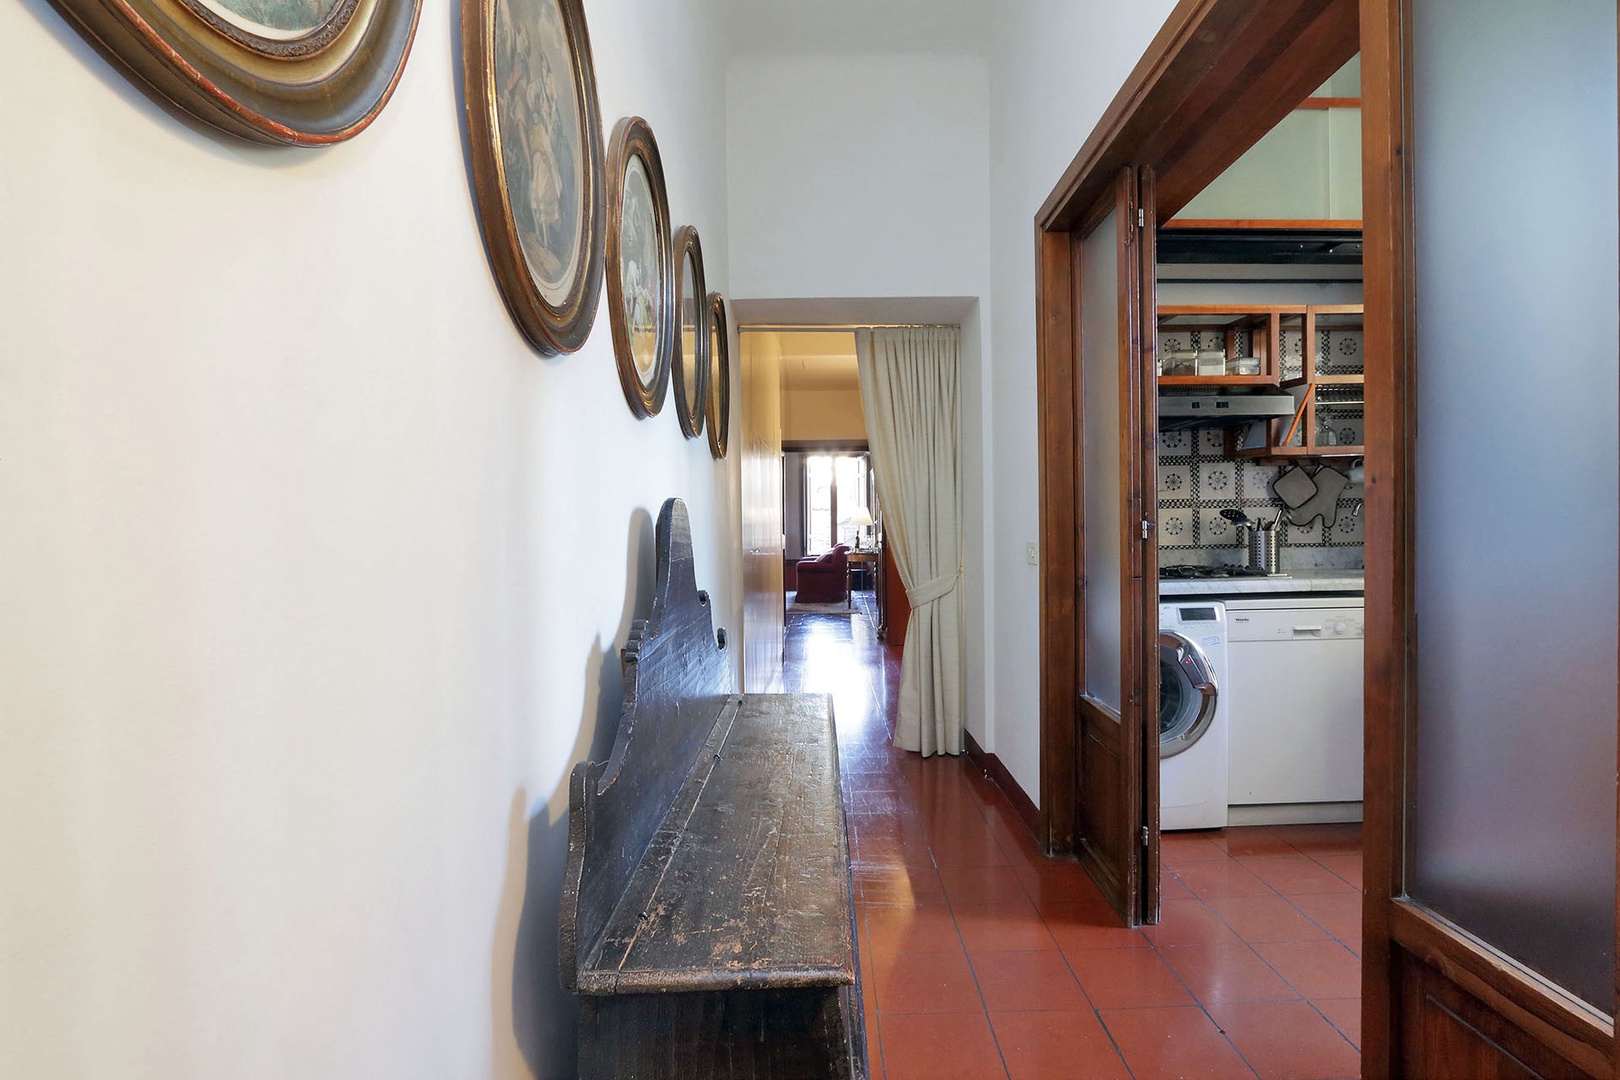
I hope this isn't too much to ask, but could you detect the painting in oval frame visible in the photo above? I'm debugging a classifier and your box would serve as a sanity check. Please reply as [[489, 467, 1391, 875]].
[[706, 292, 731, 459], [671, 226, 709, 439], [464, 0, 605, 355], [48, 0, 420, 143], [605, 117, 675, 419]]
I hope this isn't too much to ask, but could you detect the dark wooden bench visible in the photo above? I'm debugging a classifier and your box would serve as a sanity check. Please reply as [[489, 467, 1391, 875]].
[[560, 498, 868, 1079]]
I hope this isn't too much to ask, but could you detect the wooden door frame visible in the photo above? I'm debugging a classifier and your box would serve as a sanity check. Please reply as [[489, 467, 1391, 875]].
[[1359, 1, 1620, 1075], [1035, 0, 1358, 863]]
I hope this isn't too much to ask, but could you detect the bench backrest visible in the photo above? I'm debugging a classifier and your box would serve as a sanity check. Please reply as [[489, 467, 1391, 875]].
[[559, 498, 735, 988]]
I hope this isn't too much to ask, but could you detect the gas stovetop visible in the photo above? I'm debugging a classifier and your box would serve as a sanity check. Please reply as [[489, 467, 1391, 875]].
[[1159, 564, 1281, 580]]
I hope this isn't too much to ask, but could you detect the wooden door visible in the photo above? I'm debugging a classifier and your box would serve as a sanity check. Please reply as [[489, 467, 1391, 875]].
[[1042, 167, 1161, 925], [739, 332, 784, 692], [1362, 0, 1620, 1073]]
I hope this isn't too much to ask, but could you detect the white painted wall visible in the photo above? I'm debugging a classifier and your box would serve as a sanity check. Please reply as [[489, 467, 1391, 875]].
[[0, 1, 735, 1076], [986, 0, 1180, 799], [726, 52, 996, 747]]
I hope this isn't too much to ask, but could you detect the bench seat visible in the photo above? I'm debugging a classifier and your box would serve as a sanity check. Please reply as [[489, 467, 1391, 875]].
[[581, 693, 854, 996]]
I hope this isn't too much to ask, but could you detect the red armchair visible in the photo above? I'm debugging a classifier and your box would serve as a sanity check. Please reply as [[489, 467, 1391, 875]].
[[795, 545, 850, 603]]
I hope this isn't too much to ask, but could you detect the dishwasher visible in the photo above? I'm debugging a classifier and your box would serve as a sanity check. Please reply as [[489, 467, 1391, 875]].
[[1223, 596, 1364, 821]]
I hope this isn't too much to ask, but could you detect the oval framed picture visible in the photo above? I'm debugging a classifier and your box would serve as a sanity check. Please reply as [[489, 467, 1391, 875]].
[[606, 117, 675, 419], [464, 0, 605, 355], [707, 292, 731, 460], [48, 0, 420, 143], [671, 226, 709, 439]]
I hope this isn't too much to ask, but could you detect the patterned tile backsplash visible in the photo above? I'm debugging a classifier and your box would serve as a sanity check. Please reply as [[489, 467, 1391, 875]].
[[1157, 428, 1364, 570]]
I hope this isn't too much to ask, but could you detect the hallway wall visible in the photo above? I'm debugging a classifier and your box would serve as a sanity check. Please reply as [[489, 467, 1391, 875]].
[[725, 51, 996, 750], [722, 5, 1181, 805], [0, 1, 735, 1076], [985, 1, 1178, 801]]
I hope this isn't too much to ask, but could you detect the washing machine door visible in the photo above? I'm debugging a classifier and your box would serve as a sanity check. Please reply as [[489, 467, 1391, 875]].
[[1159, 630, 1218, 759]]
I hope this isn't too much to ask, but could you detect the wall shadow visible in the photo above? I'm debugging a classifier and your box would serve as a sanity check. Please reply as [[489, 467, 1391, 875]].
[[19, 0, 304, 164], [495, 507, 658, 1078]]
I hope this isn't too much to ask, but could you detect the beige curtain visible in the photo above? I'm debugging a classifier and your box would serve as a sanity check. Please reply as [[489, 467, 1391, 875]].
[[856, 327, 963, 757]]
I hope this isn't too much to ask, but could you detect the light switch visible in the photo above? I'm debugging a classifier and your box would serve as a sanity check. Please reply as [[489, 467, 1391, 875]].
[[1026, 542, 1039, 565]]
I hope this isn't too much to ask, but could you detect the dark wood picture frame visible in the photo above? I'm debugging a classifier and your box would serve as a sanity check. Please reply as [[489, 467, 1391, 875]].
[[49, 0, 420, 144], [706, 292, 731, 459], [606, 116, 674, 419], [671, 226, 710, 439], [464, 0, 606, 355]]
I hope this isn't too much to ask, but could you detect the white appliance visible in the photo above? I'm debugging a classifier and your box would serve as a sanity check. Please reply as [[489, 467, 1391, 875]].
[[1224, 596, 1365, 823], [1159, 601, 1230, 830]]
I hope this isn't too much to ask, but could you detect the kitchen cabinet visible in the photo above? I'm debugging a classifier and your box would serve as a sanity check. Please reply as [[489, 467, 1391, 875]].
[[1235, 304, 1364, 459], [1156, 304, 1303, 387], [1156, 303, 1364, 460]]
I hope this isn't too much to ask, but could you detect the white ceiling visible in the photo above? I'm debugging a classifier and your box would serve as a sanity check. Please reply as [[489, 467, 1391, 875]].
[[770, 331, 861, 392], [717, 0, 994, 57]]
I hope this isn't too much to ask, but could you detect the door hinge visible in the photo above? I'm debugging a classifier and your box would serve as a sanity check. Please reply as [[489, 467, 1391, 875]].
[[1141, 826, 1150, 847], [1141, 519, 1153, 539], [1137, 208, 1146, 228]]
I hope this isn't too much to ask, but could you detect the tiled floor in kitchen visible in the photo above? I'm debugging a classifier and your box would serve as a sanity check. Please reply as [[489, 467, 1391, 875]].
[[784, 593, 1363, 1080]]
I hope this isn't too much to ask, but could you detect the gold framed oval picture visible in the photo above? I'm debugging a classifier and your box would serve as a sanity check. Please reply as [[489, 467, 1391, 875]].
[[671, 226, 709, 439], [49, 0, 420, 143], [465, 0, 605, 355], [707, 292, 730, 460], [606, 117, 674, 419]]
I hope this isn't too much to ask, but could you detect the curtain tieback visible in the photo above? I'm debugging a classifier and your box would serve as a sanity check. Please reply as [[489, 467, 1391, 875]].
[[906, 569, 960, 608]]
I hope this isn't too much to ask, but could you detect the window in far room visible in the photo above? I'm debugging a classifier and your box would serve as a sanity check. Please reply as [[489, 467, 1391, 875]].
[[803, 452, 871, 555]]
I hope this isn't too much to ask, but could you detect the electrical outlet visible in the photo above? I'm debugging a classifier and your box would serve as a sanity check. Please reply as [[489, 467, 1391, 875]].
[[1026, 542, 1039, 566]]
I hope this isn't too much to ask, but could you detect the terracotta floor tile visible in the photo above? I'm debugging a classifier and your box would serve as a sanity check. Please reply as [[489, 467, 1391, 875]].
[[1067, 946, 1194, 1009], [1213, 826, 1301, 858], [1207, 1000, 1361, 1080], [1288, 892, 1363, 952], [878, 1012, 1008, 1080], [1208, 894, 1331, 945], [1312, 854, 1364, 889], [1160, 942, 1299, 1004], [971, 950, 1091, 1012], [1239, 855, 1358, 897], [1161, 832, 1230, 868], [856, 832, 940, 869], [1160, 873, 1196, 901], [856, 864, 950, 908], [864, 905, 963, 959], [1171, 858, 1278, 901], [1313, 997, 1362, 1049], [1101, 1005, 1258, 1079], [991, 1010, 1132, 1080], [1279, 823, 1362, 856], [1144, 898, 1245, 947], [1254, 940, 1362, 1000], [937, 863, 1034, 908], [1042, 900, 1149, 951], [954, 902, 1060, 954], [929, 822, 1013, 868], [872, 948, 984, 1014]]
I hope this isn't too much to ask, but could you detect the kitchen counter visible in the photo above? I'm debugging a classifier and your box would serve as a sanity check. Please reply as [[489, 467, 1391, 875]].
[[1159, 568, 1364, 597]]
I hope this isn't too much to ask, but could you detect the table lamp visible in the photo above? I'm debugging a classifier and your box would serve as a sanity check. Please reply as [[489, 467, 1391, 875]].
[[850, 507, 875, 549]]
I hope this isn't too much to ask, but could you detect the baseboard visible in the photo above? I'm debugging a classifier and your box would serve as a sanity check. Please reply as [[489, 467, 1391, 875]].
[[964, 730, 1041, 839], [1226, 801, 1364, 826]]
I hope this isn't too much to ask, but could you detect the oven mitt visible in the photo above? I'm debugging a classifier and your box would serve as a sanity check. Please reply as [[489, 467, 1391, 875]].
[[1287, 466, 1350, 528], [1271, 465, 1318, 508]]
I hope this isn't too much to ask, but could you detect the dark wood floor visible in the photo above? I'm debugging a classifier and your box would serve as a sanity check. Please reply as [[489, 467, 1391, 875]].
[[783, 595, 1363, 1079]]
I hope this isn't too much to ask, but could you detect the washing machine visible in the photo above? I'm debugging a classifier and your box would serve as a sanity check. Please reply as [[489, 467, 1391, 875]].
[[1159, 601, 1230, 830]]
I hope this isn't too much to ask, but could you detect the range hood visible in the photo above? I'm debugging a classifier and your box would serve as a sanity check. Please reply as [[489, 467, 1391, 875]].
[[1158, 392, 1297, 431]]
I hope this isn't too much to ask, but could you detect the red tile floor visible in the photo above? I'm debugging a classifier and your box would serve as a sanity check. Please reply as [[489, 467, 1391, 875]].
[[783, 594, 1364, 1080]]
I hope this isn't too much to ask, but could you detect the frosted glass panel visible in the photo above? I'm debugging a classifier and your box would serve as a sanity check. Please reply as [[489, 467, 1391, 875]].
[[1408, 0, 1618, 1012], [1081, 210, 1122, 712]]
